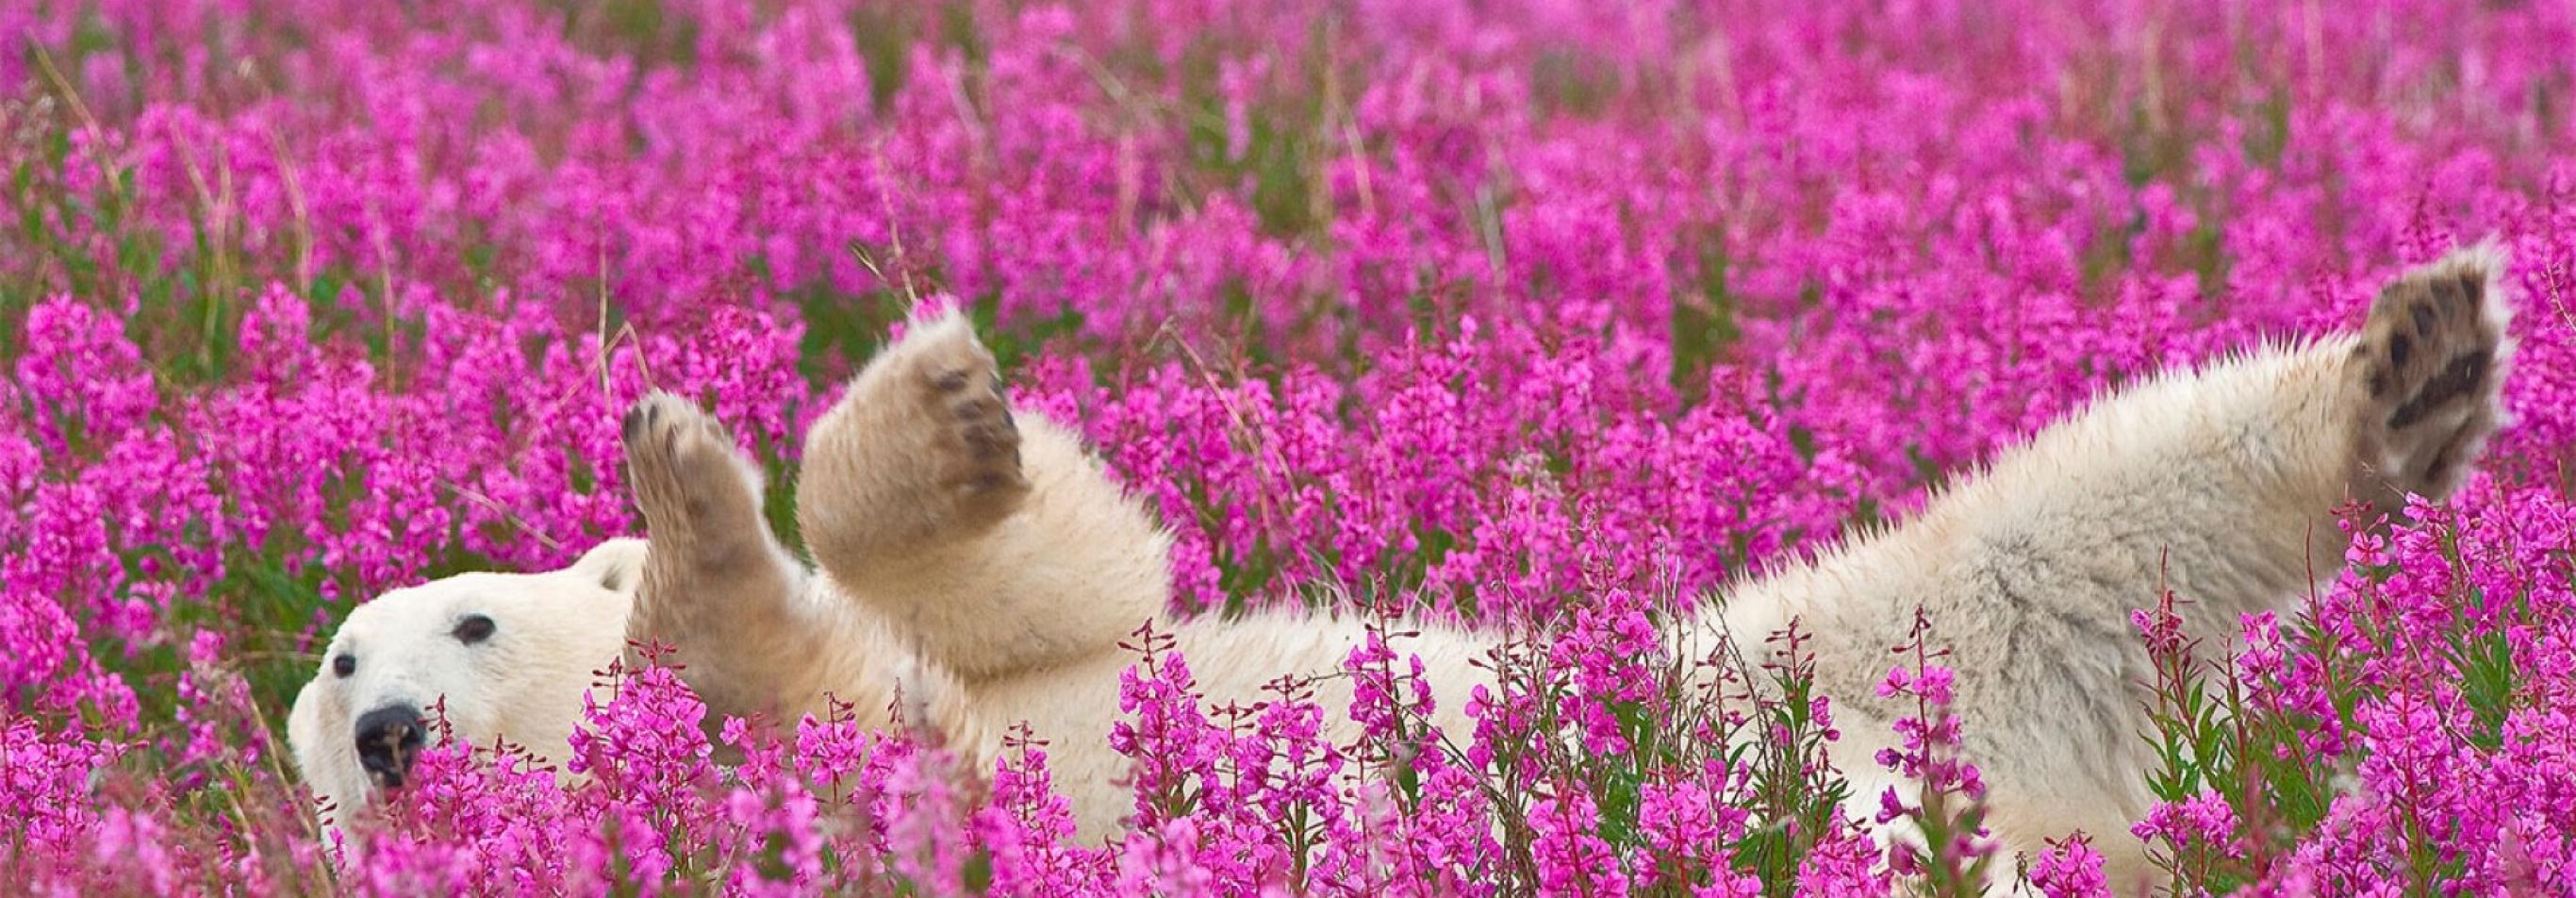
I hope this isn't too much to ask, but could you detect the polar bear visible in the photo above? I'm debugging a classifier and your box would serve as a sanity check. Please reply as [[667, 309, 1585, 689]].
[[290, 243, 2509, 896], [285, 538, 648, 828]]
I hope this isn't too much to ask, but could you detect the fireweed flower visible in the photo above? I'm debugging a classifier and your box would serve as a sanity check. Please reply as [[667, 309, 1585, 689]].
[[2027, 834, 2114, 898], [2131, 792, 2247, 859], [1528, 789, 1626, 898]]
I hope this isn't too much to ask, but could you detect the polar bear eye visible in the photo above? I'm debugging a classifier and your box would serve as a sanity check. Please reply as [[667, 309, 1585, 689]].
[[454, 614, 497, 645], [332, 654, 355, 678]]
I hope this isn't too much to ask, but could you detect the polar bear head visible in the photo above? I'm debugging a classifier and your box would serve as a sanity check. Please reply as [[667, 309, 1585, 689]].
[[285, 539, 646, 826]]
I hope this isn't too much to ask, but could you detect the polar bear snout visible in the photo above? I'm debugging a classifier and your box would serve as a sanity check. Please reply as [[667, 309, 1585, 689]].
[[354, 705, 427, 789]]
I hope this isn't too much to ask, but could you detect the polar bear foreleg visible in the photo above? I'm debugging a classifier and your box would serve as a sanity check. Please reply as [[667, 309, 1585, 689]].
[[797, 308, 1174, 681], [620, 392, 817, 723]]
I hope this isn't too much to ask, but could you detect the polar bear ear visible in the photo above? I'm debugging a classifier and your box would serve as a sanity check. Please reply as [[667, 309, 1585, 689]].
[[567, 538, 650, 594]]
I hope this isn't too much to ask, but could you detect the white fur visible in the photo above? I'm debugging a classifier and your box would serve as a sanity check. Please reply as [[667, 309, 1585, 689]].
[[1696, 243, 2514, 891], [286, 539, 645, 833]]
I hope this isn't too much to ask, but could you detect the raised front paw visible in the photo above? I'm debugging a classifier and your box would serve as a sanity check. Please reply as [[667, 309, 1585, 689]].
[[884, 312, 1032, 526], [621, 391, 768, 553]]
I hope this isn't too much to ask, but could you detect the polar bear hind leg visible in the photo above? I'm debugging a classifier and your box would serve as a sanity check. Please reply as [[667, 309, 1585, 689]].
[[2346, 241, 2514, 520]]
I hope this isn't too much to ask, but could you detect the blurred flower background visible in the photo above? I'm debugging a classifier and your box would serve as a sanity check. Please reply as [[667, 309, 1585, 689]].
[[3, 0, 2573, 893]]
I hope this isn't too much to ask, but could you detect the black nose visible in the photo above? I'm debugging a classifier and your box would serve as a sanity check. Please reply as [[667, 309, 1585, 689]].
[[354, 705, 426, 790]]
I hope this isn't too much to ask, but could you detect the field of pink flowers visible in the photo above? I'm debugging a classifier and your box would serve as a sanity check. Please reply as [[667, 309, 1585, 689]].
[[6, 0, 2576, 894]]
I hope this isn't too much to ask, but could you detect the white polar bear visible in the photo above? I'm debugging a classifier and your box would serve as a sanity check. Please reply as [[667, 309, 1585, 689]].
[[285, 538, 647, 827], [289, 245, 2511, 897]]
